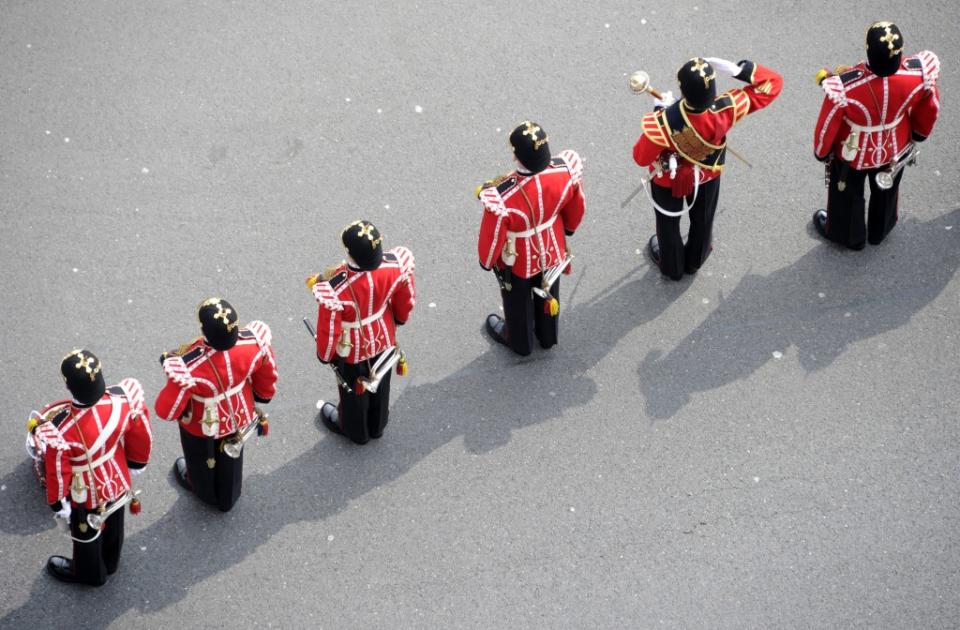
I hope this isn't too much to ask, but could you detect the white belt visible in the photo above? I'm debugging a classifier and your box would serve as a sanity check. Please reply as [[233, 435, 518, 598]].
[[71, 442, 119, 472], [192, 381, 246, 405], [342, 302, 389, 329], [506, 214, 558, 239], [844, 115, 903, 133]]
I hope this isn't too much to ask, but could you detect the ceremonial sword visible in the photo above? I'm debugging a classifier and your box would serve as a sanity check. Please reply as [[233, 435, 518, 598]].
[[302, 317, 353, 393]]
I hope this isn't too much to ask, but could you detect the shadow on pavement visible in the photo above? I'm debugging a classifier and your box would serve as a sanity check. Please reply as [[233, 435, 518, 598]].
[[1, 265, 680, 628], [638, 208, 960, 419]]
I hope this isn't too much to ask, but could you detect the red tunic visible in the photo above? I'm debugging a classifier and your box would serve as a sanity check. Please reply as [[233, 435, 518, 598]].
[[37, 379, 152, 508], [814, 51, 940, 169], [155, 321, 278, 439], [633, 61, 783, 195], [314, 246, 416, 364], [477, 149, 585, 278]]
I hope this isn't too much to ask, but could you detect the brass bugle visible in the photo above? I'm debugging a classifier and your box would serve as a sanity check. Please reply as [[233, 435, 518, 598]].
[[222, 409, 266, 459], [359, 347, 401, 394], [87, 490, 140, 530], [876, 145, 918, 190], [532, 253, 574, 299]]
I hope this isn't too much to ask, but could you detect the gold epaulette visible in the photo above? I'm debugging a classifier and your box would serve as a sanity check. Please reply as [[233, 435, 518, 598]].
[[306, 263, 345, 290], [322, 264, 344, 281], [165, 337, 202, 358], [475, 174, 509, 198], [642, 112, 670, 148]]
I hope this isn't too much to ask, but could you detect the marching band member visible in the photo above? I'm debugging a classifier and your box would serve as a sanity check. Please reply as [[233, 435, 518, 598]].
[[155, 298, 278, 512], [34, 350, 152, 585], [477, 121, 585, 355], [308, 220, 416, 445], [632, 57, 782, 280], [812, 21, 940, 249]]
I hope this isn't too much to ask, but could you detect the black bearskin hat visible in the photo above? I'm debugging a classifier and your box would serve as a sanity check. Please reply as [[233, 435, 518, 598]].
[[678, 57, 717, 110], [341, 220, 383, 271], [198, 297, 240, 351], [509, 121, 551, 173], [61, 349, 106, 407], [866, 21, 904, 77]]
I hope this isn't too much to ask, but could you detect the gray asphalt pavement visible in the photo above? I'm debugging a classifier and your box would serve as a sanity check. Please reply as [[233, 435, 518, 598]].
[[1, 1, 958, 628]]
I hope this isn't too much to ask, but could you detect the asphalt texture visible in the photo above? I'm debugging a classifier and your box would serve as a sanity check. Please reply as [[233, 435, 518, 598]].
[[1, 1, 958, 628]]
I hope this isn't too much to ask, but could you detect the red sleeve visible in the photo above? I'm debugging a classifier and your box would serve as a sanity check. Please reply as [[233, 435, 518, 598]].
[[813, 96, 844, 160], [734, 62, 783, 115], [154, 379, 191, 422], [123, 405, 152, 465], [633, 133, 665, 168], [391, 271, 416, 324], [45, 441, 72, 505], [477, 206, 507, 270], [315, 303, 343, 363], [910, 84, 940, 139], [251, 345, 278, 401], [561, 182, 585, 234]]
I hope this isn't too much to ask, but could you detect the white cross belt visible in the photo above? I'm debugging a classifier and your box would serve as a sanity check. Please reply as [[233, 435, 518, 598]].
[[844, 115, 904, 133], [71, 442, 119, 472], [192, 381, 246, 405], [342, 302, 389, 329], [506, 213, 558, 239]]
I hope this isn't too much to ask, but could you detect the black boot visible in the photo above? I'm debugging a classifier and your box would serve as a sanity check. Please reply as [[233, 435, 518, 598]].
[[485, 314, 509, 346], [647, 235, 661, 266], [46, 556, 83, 584], [173, 457, 194, 492], [812, 209, 829, 240], [319, 401, 342, 435]]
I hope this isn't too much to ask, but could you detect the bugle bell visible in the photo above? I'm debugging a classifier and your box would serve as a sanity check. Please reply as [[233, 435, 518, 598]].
[[876, 146, 918, 190], [87, 490, 140, 530], [221, 408, 267, 459], [357, 347, 401, 395]]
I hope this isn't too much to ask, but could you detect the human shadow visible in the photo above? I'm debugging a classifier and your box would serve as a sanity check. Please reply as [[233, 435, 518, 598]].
[[2, 264, 682, 628], [0, 460, 58, 537], [638, 208, 960, 419]]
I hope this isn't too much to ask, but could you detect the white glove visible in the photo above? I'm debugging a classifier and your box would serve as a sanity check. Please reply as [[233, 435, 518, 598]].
[[129, 466, 146, 476], [55, 501, 72, 520], [703, 57, 742, 78], [654, 89, 675, 109]]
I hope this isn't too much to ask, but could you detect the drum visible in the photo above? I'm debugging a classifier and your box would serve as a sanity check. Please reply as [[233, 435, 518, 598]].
[[25, 399, 72, 488]]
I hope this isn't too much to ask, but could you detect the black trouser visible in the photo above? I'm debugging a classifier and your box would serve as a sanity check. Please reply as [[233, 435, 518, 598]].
[[496, 268, 560, 356], [69, 503, 124, 586], [334, 354, 392, 444], [179, 425, 243, 512], [824, 157, 904, 249], [651, 177, 722, 281]]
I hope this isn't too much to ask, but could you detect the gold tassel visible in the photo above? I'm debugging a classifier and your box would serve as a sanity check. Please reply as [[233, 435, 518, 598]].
[[546, 297, 559, 317], [26, 417, 39, 433], [305, 273, 320, 290], [396, 352, 408, 376]]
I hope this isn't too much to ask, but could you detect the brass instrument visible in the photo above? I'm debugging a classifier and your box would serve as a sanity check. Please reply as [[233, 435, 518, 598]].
[[87, 490, 140, 530], [876, 145, 918, 190], [532, 253, 574, 300], [357, 347, 402, 394], [221, 408, 267, 459]]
